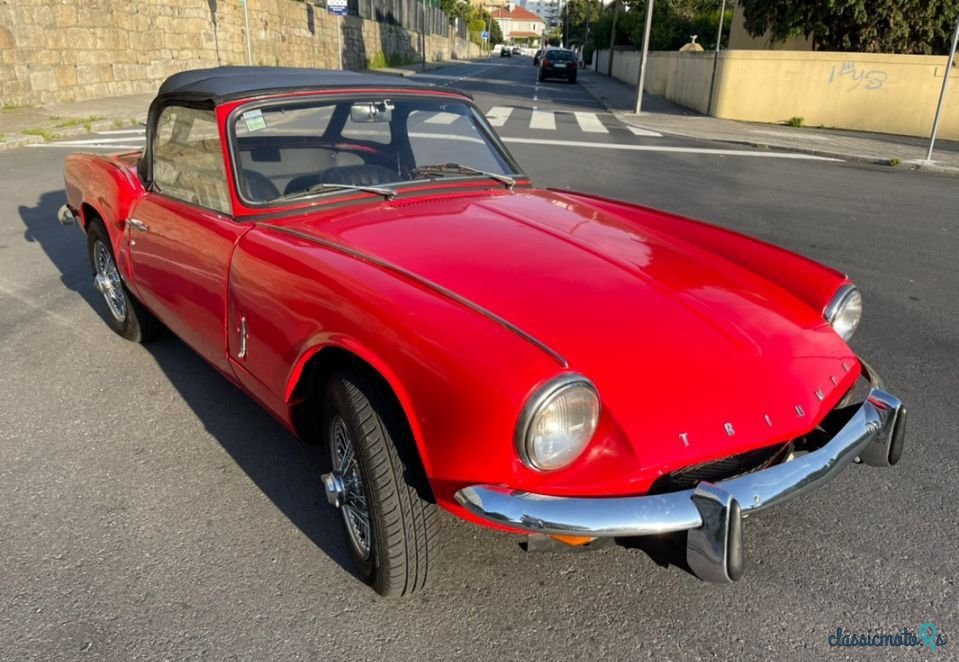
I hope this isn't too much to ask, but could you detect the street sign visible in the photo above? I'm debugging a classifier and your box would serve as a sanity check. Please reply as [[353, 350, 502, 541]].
[[481, 31, 489, 40], [327, 0, 348, 16]]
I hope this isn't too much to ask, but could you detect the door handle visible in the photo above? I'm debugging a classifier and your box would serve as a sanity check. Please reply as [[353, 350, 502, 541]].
[[128, 218, 150, 232]]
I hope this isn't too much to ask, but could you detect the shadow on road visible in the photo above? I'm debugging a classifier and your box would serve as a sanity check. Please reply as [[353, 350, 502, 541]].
[[18, 190, 99, 309], [17, 189, 360, 588]]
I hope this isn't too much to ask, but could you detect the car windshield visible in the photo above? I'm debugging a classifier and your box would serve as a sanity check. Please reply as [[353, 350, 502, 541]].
[[546, 50, 575, 61], [231, 95, 519, 205]]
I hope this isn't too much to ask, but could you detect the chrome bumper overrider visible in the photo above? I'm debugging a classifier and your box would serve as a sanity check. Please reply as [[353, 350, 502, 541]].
[[454, 379, 906, 583]]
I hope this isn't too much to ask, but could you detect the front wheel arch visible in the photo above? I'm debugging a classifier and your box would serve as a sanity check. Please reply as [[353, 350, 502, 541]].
[[289, 345, 434, 501]]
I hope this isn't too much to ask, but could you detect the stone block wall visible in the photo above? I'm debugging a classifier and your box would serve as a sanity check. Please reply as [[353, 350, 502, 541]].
[[0, 0, 478, 106]]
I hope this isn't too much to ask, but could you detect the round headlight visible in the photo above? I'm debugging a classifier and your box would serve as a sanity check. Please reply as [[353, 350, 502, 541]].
[[516, 375, 600, 471], [824, 284, 862, 341]]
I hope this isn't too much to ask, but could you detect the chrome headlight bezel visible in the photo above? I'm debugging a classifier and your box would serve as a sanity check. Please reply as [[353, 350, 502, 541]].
[[824, 284, 863, 342], [515, 374, 600, 472]]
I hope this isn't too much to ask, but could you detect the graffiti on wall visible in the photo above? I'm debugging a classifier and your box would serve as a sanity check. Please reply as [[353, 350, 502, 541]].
[[828, 62, 888, 91]]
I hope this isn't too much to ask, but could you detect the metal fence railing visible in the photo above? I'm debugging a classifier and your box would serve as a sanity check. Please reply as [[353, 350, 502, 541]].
[[337, 0, 468, 39]]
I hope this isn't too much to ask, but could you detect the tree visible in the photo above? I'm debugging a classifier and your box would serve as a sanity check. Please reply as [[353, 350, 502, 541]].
[[738, 0, 959, 54], [590, 0, 731, 51], [561, 0, 602, 45]]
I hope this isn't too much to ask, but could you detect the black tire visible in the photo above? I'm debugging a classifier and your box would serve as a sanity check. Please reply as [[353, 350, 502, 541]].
[[86, 219, 159, 342], [323, 370, 437, 597], [569, 74, 577, 84], [538, 72, 545, 82]]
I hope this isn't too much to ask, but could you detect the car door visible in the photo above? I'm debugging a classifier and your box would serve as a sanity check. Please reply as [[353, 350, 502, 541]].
[[127, 104, 248, 374]]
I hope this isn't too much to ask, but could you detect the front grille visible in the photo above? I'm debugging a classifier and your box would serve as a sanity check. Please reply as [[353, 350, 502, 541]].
[[647, 443, 788, 495]]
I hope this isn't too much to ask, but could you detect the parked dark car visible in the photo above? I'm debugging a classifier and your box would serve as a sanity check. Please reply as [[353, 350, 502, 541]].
[[539, 48, 577, 83], [512, 47, 521, 55], [533, 48, 543, 65], [500, 46, 511, 57]]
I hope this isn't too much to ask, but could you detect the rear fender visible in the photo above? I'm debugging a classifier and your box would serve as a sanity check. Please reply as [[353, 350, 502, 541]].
[[65, 152, 145, 279]]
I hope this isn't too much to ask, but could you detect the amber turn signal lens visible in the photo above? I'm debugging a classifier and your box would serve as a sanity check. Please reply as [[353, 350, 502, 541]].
[[548, 534, 597, 547]]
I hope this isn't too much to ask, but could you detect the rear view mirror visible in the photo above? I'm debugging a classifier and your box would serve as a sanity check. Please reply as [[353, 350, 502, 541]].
[[350, 100, 393, 123]]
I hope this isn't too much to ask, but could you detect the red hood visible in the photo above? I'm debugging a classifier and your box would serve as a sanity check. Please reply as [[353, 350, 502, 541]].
[[278, 189, 858, 475]]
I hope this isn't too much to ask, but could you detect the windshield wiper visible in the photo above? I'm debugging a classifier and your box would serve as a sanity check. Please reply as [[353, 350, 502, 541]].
[[410, 163, 515, 190], [272, 182, 396, 203]]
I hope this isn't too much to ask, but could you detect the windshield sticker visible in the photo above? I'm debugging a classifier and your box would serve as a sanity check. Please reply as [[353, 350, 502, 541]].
[[243, 109, 267, 132]]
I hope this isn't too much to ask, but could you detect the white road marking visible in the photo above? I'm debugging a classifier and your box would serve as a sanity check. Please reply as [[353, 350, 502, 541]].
[[37, 136, 145, 146], [29, 142, 144, 149], [96, 129, 147, 135], [574, 112, 608, 134], [529, 109, 555, 130], [501, 136, 843, 160], [408, 131, 485, 144], [627, 126, 663, 138], [485, 106, 514, 127], [423, 112, 460, 125]]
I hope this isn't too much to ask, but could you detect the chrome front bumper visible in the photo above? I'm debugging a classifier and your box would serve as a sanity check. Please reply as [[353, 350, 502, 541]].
[[454, 381, 906, 583]]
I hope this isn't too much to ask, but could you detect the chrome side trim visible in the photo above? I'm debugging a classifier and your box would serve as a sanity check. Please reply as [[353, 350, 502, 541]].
[[261, 225, 568, 368], [454, 385, 903, 539], [128, 218, 150, 232]]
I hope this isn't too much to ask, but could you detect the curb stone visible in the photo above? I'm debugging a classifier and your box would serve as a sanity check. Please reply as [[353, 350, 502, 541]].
[[0, 134, 43, 152]]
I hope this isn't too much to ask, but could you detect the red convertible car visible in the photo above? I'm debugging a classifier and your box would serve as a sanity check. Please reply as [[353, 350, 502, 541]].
[[59, 67, 906, 596]]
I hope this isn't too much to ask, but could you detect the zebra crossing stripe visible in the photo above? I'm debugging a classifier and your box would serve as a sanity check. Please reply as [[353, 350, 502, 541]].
[[424, 112, 460, 125], [574, 112, 608, 134], [529, 109, 556, 130], [627, 125, 663, 138], [485, 106, 513, 127]]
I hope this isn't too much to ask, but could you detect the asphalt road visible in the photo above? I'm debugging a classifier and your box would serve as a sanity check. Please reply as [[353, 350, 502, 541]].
[[2, 56, 957, 661]]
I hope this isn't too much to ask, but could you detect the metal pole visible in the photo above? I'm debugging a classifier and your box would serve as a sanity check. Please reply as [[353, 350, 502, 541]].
[[607, 0, 619, 77], [926, 13, 959, 161], [486, 9, 492, 55], [422, 0, 427, 70], [242, 0, 253, 65], [706, 0, 726, 115], [337, 15, 343, 70], [633, 0, 654, 113]]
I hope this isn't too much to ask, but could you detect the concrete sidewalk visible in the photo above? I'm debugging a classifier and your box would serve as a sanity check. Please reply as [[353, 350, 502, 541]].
[[577, 67, 959, 175], [0, 59, 476, 153], [0, 93, 153, 152]]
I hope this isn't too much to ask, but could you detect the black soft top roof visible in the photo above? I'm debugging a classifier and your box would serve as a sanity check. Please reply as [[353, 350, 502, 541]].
[[157, 66, 456, 105]]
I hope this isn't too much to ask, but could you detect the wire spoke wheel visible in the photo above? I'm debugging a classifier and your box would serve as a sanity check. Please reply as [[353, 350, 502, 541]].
[[329, 414, 372, 560], [322, 371, 437, 596], [93, 240, 127, 322]]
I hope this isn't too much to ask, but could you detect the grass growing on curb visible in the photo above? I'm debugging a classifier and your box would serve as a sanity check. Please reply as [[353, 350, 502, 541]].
[[2, 102, 30, 111], [786, 116, 804, 128], [23, 127, 58, 142], [367, 51, 417, 69], [51, 115, 104, 132], [888, 158, 901, 167]]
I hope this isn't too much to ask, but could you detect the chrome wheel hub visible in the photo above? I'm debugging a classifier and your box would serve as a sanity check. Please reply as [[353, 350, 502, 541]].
[[93, 240, 127, 323], [325, 414, 371, 560]]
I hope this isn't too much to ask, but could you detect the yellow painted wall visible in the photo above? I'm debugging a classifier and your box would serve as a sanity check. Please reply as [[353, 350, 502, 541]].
[[594, 47, 958, 140], [603, 50, 714, 114], [711, 51, 959, 140]]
